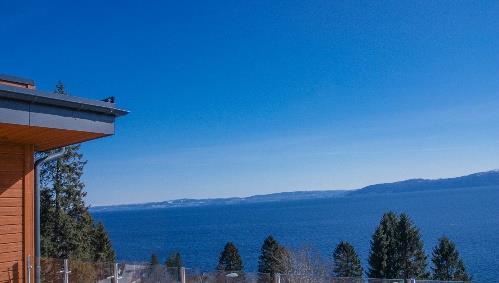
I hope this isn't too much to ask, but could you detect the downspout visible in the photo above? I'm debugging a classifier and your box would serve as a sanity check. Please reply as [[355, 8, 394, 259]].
[[34, 147, 65, 283]]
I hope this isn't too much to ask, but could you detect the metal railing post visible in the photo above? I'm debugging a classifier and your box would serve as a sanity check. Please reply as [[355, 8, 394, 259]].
[[27, 255, 32, 283], [274, 273, 281, 283], [180, 267, 186, 283], [112, 263, 120, 283], [60, 259, 71, 283]]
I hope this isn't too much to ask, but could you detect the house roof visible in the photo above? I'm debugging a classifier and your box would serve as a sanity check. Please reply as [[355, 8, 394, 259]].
[[0, 74, 35, 86], [0, 76, 128, 151], [0, 83, 128, 117]]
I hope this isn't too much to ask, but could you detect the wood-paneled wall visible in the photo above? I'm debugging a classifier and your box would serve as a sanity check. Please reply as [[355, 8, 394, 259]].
[[0, 143, 34, 283]]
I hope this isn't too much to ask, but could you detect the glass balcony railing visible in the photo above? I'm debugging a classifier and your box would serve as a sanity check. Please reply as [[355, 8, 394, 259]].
[[37, 258, 470, 283]]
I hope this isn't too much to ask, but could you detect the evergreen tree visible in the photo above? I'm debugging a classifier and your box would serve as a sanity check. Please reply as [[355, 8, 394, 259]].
[[431, 236, 470, 281], [92, 222, 116, 262], [368, 212, 399, 279], [39, 137, 91, 259], [217, 242, 244, 272], [150, 254, 160, 266], [332, 241, 363, 278], [369, 212, 430, 280], [258, 236, 290, 277], [396, 213, 428, 279], [165, 252, 183, 280], [40, 187, 56, 257], [148, 253, 163, 281], [165, 252, 182, 268], [40, 81, 115, 261]]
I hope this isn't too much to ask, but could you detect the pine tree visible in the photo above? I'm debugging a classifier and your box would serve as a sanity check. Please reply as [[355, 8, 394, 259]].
[[332, 241, 363, 278], [165, 252, 183, 280], [258, 236, 290, 279], [40, 81, 115, 261], [431, 236, 470, 281], [165, 252, 182, 268], [150, 254, 160, 266], [217, 242, 244, 272], [148, 253, 163, 281], [396, 213, 428, 279], [39, 137, 91, 259], [368, 212, 399, 279], [40, 187, 56, 257], [92, 222, 116, 262]]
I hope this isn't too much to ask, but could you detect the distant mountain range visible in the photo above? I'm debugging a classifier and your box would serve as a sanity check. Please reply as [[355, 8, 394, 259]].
[[91, 170, 499, 212], [351, 169, 499, 195]]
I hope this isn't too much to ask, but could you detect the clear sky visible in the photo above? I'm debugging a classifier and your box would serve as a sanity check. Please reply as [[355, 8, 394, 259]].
[[1, 1, 499, 205]]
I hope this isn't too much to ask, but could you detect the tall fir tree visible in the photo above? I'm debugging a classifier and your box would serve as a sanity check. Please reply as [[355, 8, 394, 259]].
[[165, 252, 182, 268], [40, 81, 115, 261], [148, 253, 163, 280], [369, 212, 430, 280], [165, 252, 183, 279], [431, 236, 470, 281], [150, 254, 160, 266], [217, 242, 244, 272], [396, 213, 428, 279], [332, 241, 363, 278], [258, 236, 290, 278], [39, 138, 91, 259], [92, 222, 116, 262], [368, 212, 399, 279]]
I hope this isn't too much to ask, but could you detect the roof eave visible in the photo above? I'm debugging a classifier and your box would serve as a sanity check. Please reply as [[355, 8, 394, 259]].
[[0, 84, 129, 117]]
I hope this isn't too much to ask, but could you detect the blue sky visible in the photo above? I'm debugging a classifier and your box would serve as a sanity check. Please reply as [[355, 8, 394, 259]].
[[1, 1, 499, 205]]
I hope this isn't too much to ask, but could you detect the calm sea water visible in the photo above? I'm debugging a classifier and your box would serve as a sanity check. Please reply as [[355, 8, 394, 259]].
[[92, 186, 499, 282]]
